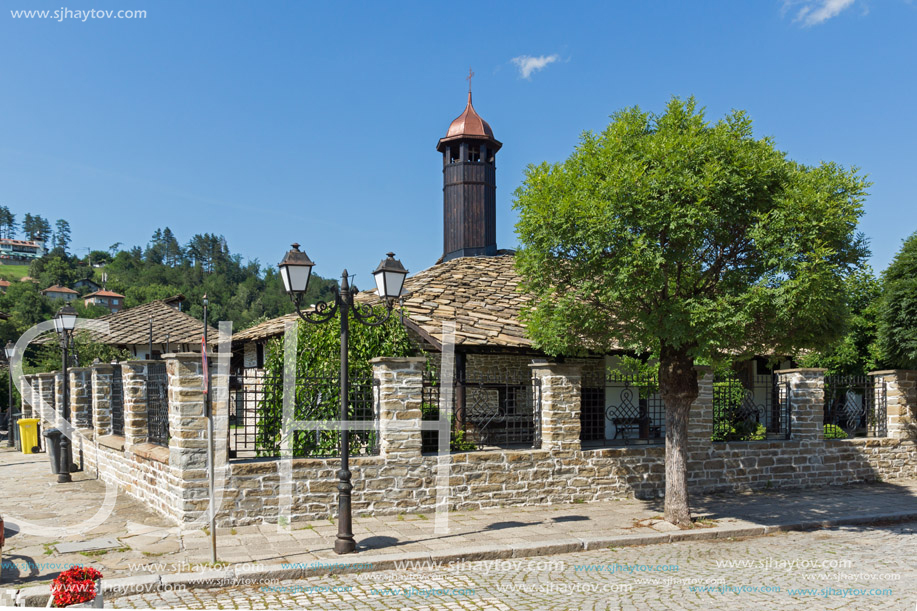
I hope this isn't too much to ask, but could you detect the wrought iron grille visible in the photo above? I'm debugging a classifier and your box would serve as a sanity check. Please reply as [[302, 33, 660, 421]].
[[824, 375, 887, 438], [713, 373, 788, 441], [146, 362, 169, 446], [580, 373, 665, 446], [422, 372, 540, 452], [230, 372, 379, 459], [110, 367, 124, 437]]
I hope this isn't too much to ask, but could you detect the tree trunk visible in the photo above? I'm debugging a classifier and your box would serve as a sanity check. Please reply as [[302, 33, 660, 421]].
[[659, 344, 698, 527]]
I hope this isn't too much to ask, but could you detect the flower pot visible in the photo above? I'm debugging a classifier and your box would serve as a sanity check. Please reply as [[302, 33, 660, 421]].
[[48, 579, 103, 608]]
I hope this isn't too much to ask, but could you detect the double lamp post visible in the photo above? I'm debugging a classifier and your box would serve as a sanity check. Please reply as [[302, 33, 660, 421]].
[[278, 244, 408, 554]]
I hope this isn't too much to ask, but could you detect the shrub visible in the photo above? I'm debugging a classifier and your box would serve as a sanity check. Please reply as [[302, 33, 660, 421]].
[[824, 424, 849, 439]]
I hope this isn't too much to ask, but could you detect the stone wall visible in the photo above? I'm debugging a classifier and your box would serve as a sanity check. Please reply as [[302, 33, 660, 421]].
[[215, 360, 917, 526], [22, 354, 917, 528]]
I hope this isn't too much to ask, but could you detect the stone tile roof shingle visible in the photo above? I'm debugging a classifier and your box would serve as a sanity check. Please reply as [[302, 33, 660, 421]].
[[232, 255, 534, 349]]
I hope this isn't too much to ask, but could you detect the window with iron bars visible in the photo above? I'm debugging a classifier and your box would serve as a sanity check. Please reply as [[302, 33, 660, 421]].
[[422, 371, 539, 452], [712, 373, 789, 441], [146, 362, 169, 446], [229, 373, 379, 460], [580, 373, 665, 446], [823, 374, 887, 438], [110, 367, 124, 437]]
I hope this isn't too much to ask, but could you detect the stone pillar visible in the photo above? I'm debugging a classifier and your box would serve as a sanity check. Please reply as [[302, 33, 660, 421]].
[[870, 370, 917, 440], [530, 362, 582, 452], [36, 373, 56, 426], [775, 368, 826, 441], [167, 353, 209, 521], [91, 363, 114, 437], [69, 368, 93, 432], [122, 360, 152, 447], [688, 366, 714, 447], [371, 357, 425, 460]]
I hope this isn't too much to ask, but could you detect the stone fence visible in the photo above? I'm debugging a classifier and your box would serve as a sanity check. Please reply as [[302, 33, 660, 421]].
[[16, 357, 917, 527]]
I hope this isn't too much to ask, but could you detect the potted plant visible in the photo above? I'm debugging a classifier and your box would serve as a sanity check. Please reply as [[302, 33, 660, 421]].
[[49, 566, 103, 608]]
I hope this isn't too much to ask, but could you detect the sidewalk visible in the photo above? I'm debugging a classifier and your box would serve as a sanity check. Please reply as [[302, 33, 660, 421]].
[[2, 444, 917, 600]]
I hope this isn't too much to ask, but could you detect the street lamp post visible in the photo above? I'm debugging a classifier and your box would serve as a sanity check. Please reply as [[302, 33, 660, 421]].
[[5, 342, 15, 448], [278, 244, 408, 554], [53, 304, 78, 483]]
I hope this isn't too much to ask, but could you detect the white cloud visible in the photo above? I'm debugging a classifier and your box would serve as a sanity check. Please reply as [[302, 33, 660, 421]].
[[786, 0, 857, 26], [511, 54, 559, 79]]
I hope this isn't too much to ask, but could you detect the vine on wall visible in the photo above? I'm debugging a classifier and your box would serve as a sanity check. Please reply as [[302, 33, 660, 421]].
[[256, 307, 416, 457]]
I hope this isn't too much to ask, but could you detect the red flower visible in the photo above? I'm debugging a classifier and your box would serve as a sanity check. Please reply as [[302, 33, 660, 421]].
[[51, 566, 103, 607]]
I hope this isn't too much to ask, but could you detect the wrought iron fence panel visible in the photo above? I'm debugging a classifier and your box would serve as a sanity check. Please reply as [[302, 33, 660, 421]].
[[824, 375, 887, 438], [146, 362, 169, 446], [422, 372, 539, 452], [713, 372, 787, 441], [581, 373, 665, 446], [111, 367, 124, 437], [230, 372, 379, 460]]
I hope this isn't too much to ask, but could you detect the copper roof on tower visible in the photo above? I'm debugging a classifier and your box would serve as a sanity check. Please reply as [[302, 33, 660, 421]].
[[437, 93, 501, 151]]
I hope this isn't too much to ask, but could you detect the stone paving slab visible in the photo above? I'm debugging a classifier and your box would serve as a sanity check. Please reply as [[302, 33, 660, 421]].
[[3, 445, 917, 605]]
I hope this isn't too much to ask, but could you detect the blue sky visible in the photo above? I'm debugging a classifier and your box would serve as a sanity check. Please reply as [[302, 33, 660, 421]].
[[1, 0, 915, 282]]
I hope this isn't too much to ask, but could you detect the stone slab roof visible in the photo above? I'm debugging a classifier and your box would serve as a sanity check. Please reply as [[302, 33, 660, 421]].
[[232, 255, 534, 350], [39, 298, 217, 346]]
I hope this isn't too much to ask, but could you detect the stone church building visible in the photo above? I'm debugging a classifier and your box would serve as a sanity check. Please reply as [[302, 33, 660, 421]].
[[231, 92, 783, 453]]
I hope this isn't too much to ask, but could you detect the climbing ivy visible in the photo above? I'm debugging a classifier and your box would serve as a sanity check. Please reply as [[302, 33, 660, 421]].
[[256, 307, 416, 457]]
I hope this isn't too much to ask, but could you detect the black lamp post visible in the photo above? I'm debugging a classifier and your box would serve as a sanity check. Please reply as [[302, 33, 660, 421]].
[[278, 244, 408, 554], [53, 304, 78, 483], [4, 341, 14, 448]]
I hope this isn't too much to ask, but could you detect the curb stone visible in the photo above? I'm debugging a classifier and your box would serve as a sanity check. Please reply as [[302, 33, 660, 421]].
[[13, 511, 917, 606]]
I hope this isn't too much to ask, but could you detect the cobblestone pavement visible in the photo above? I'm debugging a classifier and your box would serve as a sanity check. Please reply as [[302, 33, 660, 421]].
[[113, 522, 917, 610], [4, 443, 917, 607]]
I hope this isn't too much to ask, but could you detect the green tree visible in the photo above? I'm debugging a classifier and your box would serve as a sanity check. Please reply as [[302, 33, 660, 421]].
[[877, 231, 917, 369], [53, 219, 72, 253], [513, 97, 869, 525], [0, 206, 16, 239], [798, 268, 882, 375]]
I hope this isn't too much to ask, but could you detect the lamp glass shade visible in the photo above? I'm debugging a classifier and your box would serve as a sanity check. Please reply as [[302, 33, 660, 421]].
[[4, 342, 14, 359], [54, 305, 78, 335], [278, 243, 314, 294], [372, 253, 408, 300]]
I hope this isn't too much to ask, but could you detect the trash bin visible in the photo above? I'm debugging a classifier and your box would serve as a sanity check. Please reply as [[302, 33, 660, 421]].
[[43, 428, 63, 474], [17, 418, 40, 455]]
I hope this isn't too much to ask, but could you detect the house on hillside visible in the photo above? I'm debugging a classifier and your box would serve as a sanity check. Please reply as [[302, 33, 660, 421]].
[[230, 92, 791, 453], [73, 278, 101, 293], [0, 238, 44, 262], [41, 285, 79, 302], [83, 290, 126, 314]]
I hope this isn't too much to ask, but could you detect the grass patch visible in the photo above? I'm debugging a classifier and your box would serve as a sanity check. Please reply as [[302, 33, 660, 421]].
[[43, 542, 58, 556], [0, 264, 32, 281]]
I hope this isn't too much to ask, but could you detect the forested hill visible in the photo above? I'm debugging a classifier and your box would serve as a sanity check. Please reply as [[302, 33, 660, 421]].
[[0, 227, 338, 335]]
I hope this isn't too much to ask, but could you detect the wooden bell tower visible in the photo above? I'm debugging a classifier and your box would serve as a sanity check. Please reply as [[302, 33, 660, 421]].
[[436, 76, 502, 262]]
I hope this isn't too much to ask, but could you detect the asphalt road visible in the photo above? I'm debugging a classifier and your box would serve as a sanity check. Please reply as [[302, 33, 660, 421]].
[[112, 521, 917, 610]]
